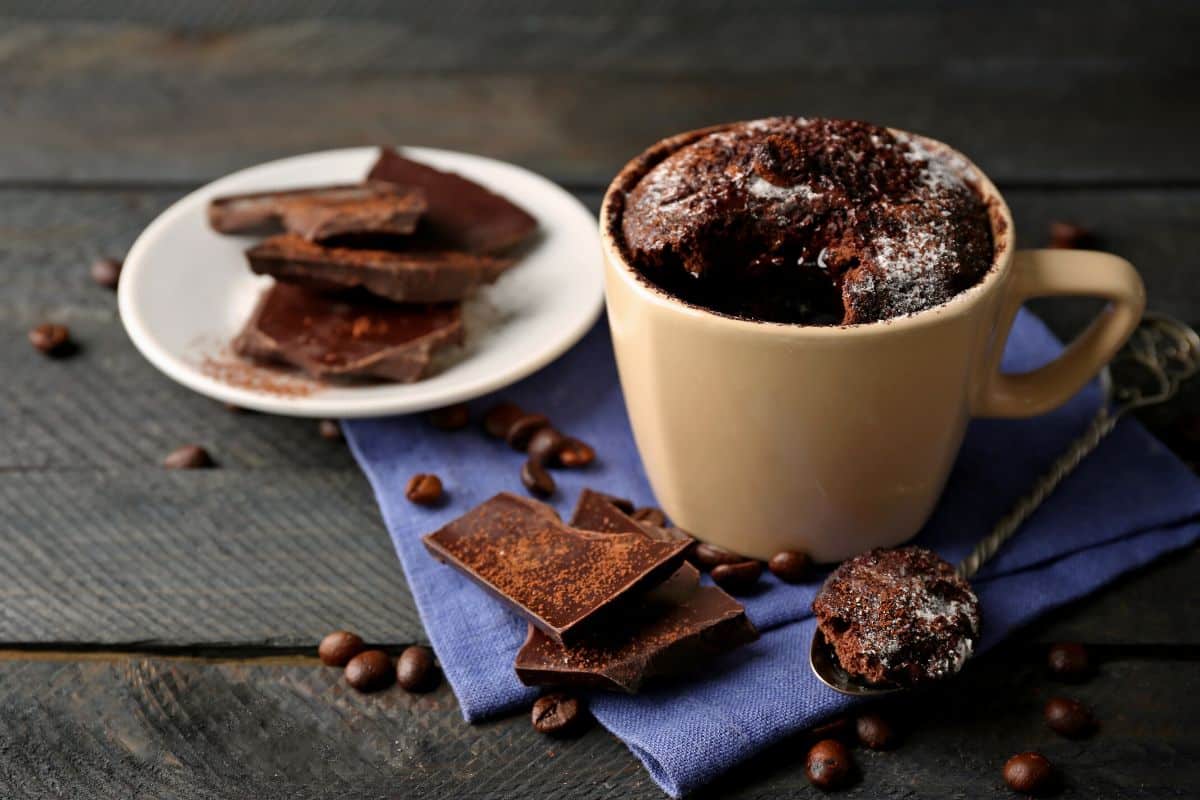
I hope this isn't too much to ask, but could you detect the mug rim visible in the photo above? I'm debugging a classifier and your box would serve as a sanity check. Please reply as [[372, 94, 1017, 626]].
[[600, 119, 1016, 338]]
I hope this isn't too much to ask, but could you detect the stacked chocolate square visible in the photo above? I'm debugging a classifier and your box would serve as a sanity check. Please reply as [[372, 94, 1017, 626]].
[[208, 148, 537, 383], [424, 490, 759, 692]]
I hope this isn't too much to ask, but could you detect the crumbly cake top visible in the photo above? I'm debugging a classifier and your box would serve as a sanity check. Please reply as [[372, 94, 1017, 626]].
[[619, 117, 994, 325], [812, 546, 981, 686]]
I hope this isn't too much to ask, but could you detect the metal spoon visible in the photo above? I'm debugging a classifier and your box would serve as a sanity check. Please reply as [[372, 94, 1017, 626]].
[[810, 313, 1200, 696]]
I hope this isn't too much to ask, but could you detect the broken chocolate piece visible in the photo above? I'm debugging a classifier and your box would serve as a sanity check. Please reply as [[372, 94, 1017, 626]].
[[514, 490, 757, 692], [208, 182, 427, 239], [233, 284, 463, 382], [246, 234, 514, 303], [368, 148, 538, 254], [422, 493, 691, 644]]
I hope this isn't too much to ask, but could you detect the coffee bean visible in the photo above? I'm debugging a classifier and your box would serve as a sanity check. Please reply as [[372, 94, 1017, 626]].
[[28, 323, 72, 357], [521, 458, 556, 498], [527, 426, 566, 465], [1048, 221, 1091, 249], [1003, 752, 1056, 795], [396, 645, 440, 693], [318, 419, 343, 440], [1044, 696, 1095, 739], [690, 542, 747, 571], [163, 444, 213, 469], [90, 256, 123, 289], [768, 550, 811, 583], [855, 713, 897, 750], [710, 560, 763, 594], [558, 438, 596, 468], [1047, 642, 1090, 681], [805, 738, 853, 790], [483, 402, 525, 439], [809, 716, 853, 743], [318, 630, 365, 667], [406, 473, 444, 506], [531, 692, 588, 737], [506, 413, 551, 450], [427, 403, 470, 431], [344, 650, 394, 692], [632, 507, 668, 527]]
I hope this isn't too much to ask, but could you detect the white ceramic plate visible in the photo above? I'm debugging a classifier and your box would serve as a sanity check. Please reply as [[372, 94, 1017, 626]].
[[118, 147, 604, 417]]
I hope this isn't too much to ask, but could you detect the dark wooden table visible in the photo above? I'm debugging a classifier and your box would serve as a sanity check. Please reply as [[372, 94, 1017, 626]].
[[2, 3, 1198, 797]]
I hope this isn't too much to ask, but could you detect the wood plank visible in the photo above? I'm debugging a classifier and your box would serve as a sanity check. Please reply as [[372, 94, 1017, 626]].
[[0, 6, 1195, 184], [0, 652, 1194, 798]]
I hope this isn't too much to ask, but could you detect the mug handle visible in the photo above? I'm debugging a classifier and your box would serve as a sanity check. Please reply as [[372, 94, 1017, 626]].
[[972, 249, 1145, 418]]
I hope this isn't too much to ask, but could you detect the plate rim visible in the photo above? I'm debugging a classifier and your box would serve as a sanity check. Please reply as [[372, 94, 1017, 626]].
[[118, 145, 605, 418]]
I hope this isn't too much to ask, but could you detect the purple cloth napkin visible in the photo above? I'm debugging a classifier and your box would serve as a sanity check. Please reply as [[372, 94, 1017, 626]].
[[344, 309, 1200, 797]]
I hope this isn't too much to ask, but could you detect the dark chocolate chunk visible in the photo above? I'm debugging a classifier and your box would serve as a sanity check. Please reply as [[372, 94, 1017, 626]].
[[208, 182, 427, 239], [513, 490, 756, 693], [423, 493, 691, 644], [368, 148, 538, 254], [233, 284, 463, 382], [246, 233, 514, 303]]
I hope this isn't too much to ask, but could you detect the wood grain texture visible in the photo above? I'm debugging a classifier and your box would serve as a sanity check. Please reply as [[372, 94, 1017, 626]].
[[0, 2, 1196, 183], [0, 652, 1194, 798]]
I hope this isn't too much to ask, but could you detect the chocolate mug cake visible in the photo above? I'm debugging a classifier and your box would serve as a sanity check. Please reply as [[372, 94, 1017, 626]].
[[617, 117, 994, 325]]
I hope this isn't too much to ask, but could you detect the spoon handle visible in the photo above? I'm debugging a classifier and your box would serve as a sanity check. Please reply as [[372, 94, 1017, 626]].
[[955, 408, 1117, 580]]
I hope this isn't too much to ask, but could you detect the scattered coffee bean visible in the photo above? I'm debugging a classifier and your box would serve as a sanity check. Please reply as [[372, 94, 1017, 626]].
[[396, 645, 440, 693], [318, 419, 343, 440], [855, 713, 897, 750], [531, 692, 588, 737], [318, 630, 365, 667], [631, 507, 668, 527], [768, 550, 811, 583], [805, 738, 853, 790], [406, 473, 444, 506], [28, 323, 72, 357], [483, 402, 525, 439], [710, 560, 763, 594], [809, 716, 854, 743], [428, 403, 470, 431], [558, 437, 596, 468], [1172, 413, 1200, 457], [90, 256, 123, 289], [344, 650, 394, 692], [163, 444, 213, 469], [1048, 221, 1091, 249], [1003, 751, 1056, 795], [1044, 696, 1095, 739], [1047, 642, 1090, 681], [690, 542, 747, 571], [506, 413, 551, 450], [224, 402, 246, 414], [521, 458, 556, 498], [527, 426, 566, 465]]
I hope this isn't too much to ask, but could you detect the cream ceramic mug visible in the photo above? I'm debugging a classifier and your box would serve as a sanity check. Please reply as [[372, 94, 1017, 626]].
[[600, 124, 1145, 562]]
